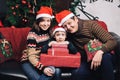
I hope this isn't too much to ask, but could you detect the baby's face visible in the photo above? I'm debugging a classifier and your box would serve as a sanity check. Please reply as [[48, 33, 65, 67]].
[[54, 31, 66, 42]]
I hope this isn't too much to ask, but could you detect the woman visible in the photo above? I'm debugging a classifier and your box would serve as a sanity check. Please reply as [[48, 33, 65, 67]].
[[21, 6, 60, 80]]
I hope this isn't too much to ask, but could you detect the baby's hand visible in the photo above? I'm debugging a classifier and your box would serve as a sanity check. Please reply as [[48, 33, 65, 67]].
[[64, 41, 69, 44], [48, 41, 57, 47], [59, 41, 69, 44]]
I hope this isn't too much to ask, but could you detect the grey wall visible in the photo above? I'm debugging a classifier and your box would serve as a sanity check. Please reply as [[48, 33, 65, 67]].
[[76, 0, 120, 35]]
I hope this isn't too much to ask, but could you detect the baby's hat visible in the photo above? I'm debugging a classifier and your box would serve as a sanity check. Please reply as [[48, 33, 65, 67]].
[[52, 26, 66, 35]]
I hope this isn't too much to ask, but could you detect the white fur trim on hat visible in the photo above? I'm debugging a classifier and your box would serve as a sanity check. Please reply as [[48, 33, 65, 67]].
[[58, 13, 74, 26], [36, 14, 53, 19], [53, 28, 66, 35]]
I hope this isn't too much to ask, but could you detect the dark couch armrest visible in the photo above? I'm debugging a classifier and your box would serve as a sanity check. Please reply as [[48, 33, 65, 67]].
[[0, 60, 28, 80]]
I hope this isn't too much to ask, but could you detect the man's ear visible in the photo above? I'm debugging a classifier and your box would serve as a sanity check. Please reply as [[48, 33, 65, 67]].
[[74, 16, 78, 22]]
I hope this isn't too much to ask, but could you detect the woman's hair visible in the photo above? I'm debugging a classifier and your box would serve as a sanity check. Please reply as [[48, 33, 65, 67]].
[[32, 18, 43, 32]]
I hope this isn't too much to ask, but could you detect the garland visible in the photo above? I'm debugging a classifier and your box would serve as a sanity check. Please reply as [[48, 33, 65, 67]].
[[0, 39, 13, 58]]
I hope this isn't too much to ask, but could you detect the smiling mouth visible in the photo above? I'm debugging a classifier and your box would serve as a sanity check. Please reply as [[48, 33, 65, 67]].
[[43, 26, 49, 29], [68, 29, 72, 32]]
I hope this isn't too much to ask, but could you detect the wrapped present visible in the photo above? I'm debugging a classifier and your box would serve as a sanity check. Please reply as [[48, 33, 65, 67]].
[[40, 44, 81, 68], [84, 39, 104, 62]]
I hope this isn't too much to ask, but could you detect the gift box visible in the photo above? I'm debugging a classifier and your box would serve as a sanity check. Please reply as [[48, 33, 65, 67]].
[[40, 44, 81, 68], [84, 39, 103, 62]]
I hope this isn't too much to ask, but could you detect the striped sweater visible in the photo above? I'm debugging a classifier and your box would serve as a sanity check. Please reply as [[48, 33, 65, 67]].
[[67, 19, 117, 61]]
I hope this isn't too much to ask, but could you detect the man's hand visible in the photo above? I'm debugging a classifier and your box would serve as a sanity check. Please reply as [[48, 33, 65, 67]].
[[91, 50, 104, 70]]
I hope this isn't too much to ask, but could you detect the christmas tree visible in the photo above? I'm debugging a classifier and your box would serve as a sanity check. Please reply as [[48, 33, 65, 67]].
[[5, 0, 55, 27]]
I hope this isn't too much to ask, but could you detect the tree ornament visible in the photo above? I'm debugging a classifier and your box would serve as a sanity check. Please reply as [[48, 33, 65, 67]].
[[13, 12, 16, 15], [22, 17, 28, 23], [11, 6, 15, 10], [21, 17, 29, 27], [15, 5, 19, 8], [22, 0, 27, 4], [28, 4, 31, 8]]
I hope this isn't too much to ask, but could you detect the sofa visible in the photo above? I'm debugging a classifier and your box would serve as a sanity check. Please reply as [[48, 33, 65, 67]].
[[0, 27, 30, 80], [0, 20, 120, 80]]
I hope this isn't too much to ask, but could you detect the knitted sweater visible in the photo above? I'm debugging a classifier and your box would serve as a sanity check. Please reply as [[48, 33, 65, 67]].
[[27, 28, 50, 48], [27, 28, 51, 70], [67, 19, 117, 61]]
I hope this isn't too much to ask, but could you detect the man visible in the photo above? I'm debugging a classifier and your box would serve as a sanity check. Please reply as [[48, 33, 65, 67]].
[[55, 10, 117, 80]]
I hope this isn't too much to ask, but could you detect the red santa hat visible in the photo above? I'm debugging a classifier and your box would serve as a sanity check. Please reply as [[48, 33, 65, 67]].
[[55, 10, 74, 26], [36, 6, 53, 19], [52, 26, 66, 36]]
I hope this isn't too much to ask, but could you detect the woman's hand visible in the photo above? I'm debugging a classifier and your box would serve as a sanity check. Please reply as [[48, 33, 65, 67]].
[[43, 67, 55, 76], [91, 50, 104, 70], [21, 49, 29, 62]]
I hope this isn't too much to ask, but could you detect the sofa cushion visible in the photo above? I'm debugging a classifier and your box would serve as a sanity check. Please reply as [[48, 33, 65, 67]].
[[0, 28, 31, 61], [96, 20, 108, 31], [12, 28, 31, 61], [0, 28, 15, 63]]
